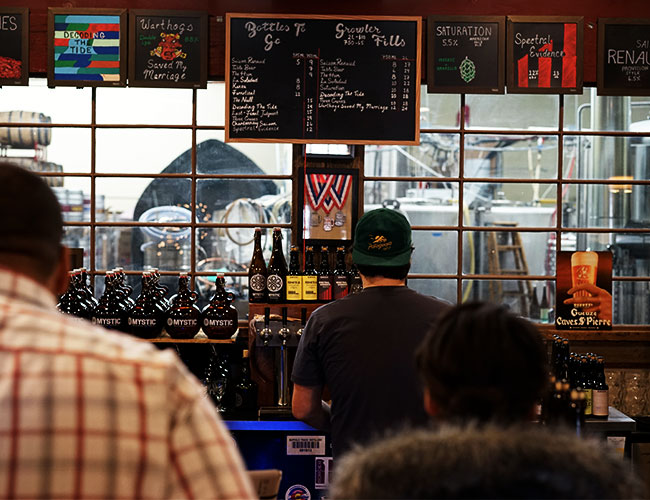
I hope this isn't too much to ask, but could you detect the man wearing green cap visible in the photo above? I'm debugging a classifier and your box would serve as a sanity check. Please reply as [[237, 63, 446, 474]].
[[291, 208, 450, 458]]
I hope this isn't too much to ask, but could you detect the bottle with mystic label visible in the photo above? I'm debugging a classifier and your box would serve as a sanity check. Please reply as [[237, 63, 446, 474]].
[[128, 272, 166, 339], [202, 273, 238, 339], [165, 273, 201, 339]]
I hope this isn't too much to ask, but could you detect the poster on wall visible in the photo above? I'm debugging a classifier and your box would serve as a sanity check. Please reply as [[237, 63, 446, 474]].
[[128, 10, 208, 88], [427, 15, 505, 94], [598, 18, 650, 96], [507, 16, 583, 94], [555, 251, 613, 330], [0, 7, 29, 86], [47, 8, 127, 87]]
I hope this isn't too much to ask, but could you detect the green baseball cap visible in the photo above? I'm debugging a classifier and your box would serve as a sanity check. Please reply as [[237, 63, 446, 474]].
[[352, 208, 413, 267]]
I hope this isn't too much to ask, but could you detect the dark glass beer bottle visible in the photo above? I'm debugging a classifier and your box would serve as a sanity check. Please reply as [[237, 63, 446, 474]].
[[302, 246, 318, 302], [266, 228, 287, 303], [202, 273, 239, 339], [58, 270, 92, 318], [248, 228, 267, 303], [592, 356, 609, 418], [128, 272, 166, 339], [165, 273, 201, 339], [540, 284, 550, 323], [233, 349, 259, 418], [286, 245, 303, 302], [333, 246, 349, 300], [530, 285, 540, 320], [348, 264, 363, 294], [317, 246, 333, 302], [92, 271, 129, 331]]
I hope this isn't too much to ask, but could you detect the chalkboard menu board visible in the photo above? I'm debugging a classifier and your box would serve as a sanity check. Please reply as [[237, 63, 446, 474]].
[[507, 16, 583, 94], [427, 16, 504, 94], [47, 8, 127, 87], [598, 19, 650, 96], [128, 10, 207, 88], [0, 8, 28, 86], [226, 14, 421, 144]]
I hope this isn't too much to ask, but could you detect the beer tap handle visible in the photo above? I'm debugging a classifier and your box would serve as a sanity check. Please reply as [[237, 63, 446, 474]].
[[296, 307, 307, 337], [260, 307, 273, 346], [278, 307, 291, 346]]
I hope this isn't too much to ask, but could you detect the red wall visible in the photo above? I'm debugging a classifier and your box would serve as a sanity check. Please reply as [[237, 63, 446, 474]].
[[19, 0, 650, 82]]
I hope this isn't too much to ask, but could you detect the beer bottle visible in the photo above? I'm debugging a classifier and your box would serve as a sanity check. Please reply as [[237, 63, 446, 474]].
[[92, 271, 129, 331], [203, 349, 234, 414], [540, 284, 550, 323], [248, 228, 267, 303], [233, 349, 259, 418], [302, 246, 318, 302], [529, 285, 540, 320], [286, 246, 303, 302], [202, 273, 239, 339], [592, 356, 609, 418], [317, 246, 333, 302], [333, 246, 349, 300], [578, 356, 593, 416], [348, 264, 363, 294], [78, 268, 99, 310], [128, 272, 165, 339], [165, 273, 201, 339], [58, 270, 92, 318], [266, 228, 287, 303]]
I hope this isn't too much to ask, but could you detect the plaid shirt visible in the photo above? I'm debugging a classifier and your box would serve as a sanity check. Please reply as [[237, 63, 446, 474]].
[[0, 268, 255, 500]]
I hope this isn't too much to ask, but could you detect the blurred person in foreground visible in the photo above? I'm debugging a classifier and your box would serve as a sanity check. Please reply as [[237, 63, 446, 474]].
[[0, 163, 254, 499]]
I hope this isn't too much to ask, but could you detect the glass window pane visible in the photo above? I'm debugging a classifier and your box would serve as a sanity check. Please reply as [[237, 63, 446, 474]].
[[96, 129, 192, 174], [365, 135, 460, 178], [408, 278, 457, 304], [564, 88, 650, 132], [196, 130, 293, 175], [197, 82, 226, 126], [613, 281, 650, 325], [419, 91, 460, 129], [463, 183, 557, 226], [465, 134, 558, 179], [410, 230, 457, 275], [62, 226, 91, 268], [96, 87, 193, 125], [1, 78, 91, 124], [462, 278, 554, 320], [54, 180, 91, 222], [97, 176, 167, 221], [463, 231, 554, 277], [466, 93, 559, 130]]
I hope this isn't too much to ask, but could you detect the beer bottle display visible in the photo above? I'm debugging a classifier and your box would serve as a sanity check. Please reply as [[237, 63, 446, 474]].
[[349, 264, 363, 294], [529, 285, 540, 320], [286, 245, 303, 302], [302, 246, 318, 302], [317, 246, 333, 302], [266, 227, 287, 303], [592, 356, 609, 418], [539, 285, 550, 323], [91, 271, 129, 331], [58, 270, 93, 318], [202, 273, 238, 339], [165, 273, 201, 339], [233, 349, 259, 418], [248, 227, 267, 303], [127, 272, 166, 339], [333, 246, 349, 300]]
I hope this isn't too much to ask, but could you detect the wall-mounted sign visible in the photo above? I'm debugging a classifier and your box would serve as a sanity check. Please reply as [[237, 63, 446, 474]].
[[427, 16, 505, 94], [226, 14, 421, 144], [128, 10, 208, 88], [507, 16, 583, 94], [598, 18, 650, 96], [0, 8, 29, 85], [47, 8, 127, 87]]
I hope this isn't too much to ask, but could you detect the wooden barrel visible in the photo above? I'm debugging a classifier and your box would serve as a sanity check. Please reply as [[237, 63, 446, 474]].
[[1, 157, 63, 187], [0, 111, 52, 148]]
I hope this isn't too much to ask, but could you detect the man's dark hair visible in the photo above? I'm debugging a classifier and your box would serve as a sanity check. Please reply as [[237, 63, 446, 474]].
[[0, 163, 63, 278], [416, 301, 547, 423], [330, 424, 646, 499], [355, 262, 410, 280]]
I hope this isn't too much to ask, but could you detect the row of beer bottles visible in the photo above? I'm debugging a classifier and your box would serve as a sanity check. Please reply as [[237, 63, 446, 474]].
[[248, 227, 362, 303], [57, 268, 238, 340]]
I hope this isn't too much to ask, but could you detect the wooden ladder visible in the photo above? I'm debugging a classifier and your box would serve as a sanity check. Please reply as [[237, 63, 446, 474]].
[[487, 222, 532, 314]]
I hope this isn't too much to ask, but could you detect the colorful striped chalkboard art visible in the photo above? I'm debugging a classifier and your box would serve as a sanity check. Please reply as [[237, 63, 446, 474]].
[[52, 13, 123, 84]]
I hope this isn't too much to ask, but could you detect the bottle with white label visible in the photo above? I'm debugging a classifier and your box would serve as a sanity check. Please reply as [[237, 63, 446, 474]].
[[592, 356, 609, 418], [202, 273, 238, 339], [165, 273, 200, 339]]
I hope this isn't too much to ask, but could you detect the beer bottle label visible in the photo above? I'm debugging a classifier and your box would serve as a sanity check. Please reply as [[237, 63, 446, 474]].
[[303, 276, 318, 301], [286, 276, 302, 301], [584, 388, 593, 415], [333, 276, 349, 300], [317, 276, 332, 301], [267, 274, 284, 300], [592, 389, 609, 417], [250, 274, 266, 292]]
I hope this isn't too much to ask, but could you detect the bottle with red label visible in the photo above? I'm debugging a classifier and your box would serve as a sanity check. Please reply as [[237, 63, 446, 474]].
[[317, 246, 333, 302], [333, 246, 349, 300]]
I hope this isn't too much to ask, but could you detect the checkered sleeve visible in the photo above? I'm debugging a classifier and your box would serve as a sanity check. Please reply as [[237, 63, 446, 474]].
[[165, 356, 256, 500]]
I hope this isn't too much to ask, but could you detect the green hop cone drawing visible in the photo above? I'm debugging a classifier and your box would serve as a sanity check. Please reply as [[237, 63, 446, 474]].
[[459, 56, 476, 83]]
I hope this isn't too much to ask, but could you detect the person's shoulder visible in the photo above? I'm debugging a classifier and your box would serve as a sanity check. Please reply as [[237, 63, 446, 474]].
[[403, 288, 452, 309]]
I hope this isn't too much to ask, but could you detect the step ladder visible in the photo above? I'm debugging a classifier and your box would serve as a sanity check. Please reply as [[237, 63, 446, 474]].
[[487, 222, 532, 314]]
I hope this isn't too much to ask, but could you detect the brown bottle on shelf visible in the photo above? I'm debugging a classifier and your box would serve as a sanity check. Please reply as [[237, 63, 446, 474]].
[[332, 246, 349, 300], [317, 246, 333, 302], [266, 228, 287, 303], [165, 273, 201, 339], [128, 272, 165, 339], [302, 246, 318, 302], [286, 245, 303, 302], [91, 271, 129, 331], [202, 273, 238, 339], [248, 227, 267, 303]]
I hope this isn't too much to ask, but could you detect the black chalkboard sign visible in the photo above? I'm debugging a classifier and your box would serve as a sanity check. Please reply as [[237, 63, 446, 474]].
[[0, 8, 29, 86], [507, 16, 583, 94], [598, 19, 650, 96], [128, 10, 207, 88], [427, 16, 505, 94], [226, 14, 421, 145]]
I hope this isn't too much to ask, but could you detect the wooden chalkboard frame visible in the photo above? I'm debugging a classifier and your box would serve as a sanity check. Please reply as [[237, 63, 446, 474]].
[[225, 13, 422, 145], [0, 7, 29, 86], [128, 9, 208, 89], [598, 18, 650, 96], [47, 8, 127, 87], [427, 15, 505, 94], [507, 16, 583, 94]]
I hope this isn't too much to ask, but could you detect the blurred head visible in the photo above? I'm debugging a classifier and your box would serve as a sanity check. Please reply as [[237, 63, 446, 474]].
[[416, 301, 547, 423], [330, 424, 645, 499], [0, 163, 66, 288]]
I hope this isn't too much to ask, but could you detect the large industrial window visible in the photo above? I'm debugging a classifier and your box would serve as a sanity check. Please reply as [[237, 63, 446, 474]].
[[1, 79, 648, 324]]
